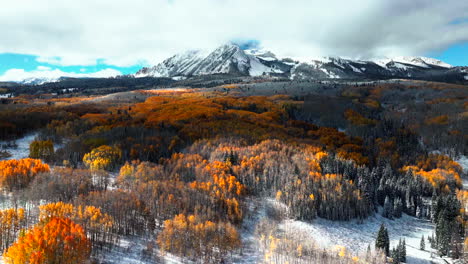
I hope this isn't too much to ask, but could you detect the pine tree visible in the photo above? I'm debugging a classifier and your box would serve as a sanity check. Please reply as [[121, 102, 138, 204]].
[[420, 235, 425, 251], [366, 244, 371, 261], [401, 239, 406, 262], [391, 247, 399, 264], [393, 197, 403, 218], [392, 239, 407, 263], [430, 233, 436, 249], [383, 196, 393, 219], [376, 223, 390, 256], [436, 212, 451, 255]]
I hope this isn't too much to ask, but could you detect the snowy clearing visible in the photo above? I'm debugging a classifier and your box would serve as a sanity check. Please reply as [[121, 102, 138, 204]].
[[0, 132, 38, 161], [267, 197, 450, 264]]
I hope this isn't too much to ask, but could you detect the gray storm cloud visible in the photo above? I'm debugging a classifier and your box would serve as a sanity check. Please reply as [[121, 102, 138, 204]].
[[1, 0, 467, 66]]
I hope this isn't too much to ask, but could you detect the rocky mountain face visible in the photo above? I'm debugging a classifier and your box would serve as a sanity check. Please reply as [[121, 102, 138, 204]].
[[136, 43, 468, 83]]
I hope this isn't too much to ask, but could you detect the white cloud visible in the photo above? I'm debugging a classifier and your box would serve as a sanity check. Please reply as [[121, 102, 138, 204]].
[[36, 65, 51, 71], [0, 68, 121, 82], [0, 0, 467, 67]]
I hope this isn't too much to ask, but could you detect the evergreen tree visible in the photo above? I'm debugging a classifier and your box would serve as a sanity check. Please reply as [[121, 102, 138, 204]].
[[376, 224, 390, 256], [366, 244, 371, 260], [392, 239, 407, 263], [420, 235, 425, 251], [383, 196, 393, 219], [430, 233, 436, 249], [393, 198, 403, 218], [436, 213, 451, 256], [400, 239, 406, 262], [391, 247, 399, 264]]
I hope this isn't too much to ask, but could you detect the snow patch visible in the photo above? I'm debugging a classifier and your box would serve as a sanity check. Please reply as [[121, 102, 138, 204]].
[[456, 155, 468, 173], [320, 68, 340, 78], [0, 132, 38, 161], [392, 62, 413, 70], [279, 213, 446, 264], [349, 64, 362, 73]]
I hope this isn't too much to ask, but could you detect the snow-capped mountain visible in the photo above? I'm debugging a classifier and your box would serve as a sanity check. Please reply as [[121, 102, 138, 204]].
[[19, 77, 61, 85], [137, 43, 466, 82], [136, 44, 284, 78]]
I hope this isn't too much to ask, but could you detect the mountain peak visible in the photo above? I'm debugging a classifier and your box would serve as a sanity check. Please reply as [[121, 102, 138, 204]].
[[136, 45, 463, 82]]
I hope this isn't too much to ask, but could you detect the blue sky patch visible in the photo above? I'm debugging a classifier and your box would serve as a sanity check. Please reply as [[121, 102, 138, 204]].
[[0, 53, 144, 76], [431, 42, 468, 66]]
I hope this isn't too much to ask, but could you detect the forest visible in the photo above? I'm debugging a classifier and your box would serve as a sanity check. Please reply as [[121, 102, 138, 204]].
[[0, 79, 466, 263]]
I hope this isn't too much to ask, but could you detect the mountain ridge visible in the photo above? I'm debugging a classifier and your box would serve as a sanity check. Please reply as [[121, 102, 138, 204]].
[[136, 43, 467, 83]]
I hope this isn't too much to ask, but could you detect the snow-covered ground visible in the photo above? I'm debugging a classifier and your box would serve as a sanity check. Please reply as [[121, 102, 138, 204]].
[[278, 213, 446, 263], [98, 236, 161, 264], [248, 196, 457, 264], [456, 155, 468, 173], [456, 155, 468, 189], [0, 132, 38, 160]]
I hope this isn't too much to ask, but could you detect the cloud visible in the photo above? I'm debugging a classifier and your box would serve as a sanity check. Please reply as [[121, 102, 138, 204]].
[[0, 68, 121, 82], [1, 0, 467, 67], [36, 65, 51, 71]]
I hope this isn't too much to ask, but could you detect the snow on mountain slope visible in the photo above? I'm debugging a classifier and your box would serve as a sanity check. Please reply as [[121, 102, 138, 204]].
[[245, 48, 278, 61], [19, 77, 61, 85], [135, 49, 208, 78], [137, 43, 461, 81], [394, 56, 452, 68], [136, 43, 284, 78], [373, 57, 452, 69]]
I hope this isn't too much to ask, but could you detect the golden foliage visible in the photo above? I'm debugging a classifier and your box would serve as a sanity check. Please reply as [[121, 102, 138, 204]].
[[39, 202, 113, 230], [3, 217, 90, 264], [39, 202, 114, 247], [83, 145, 121, 171], [157, 214, 240, 260], [344, 109, 377, 126], [29, 140, 54, 160], [425, 115, 449, 125], [403, 154, 463, 190], [0, 158, 50, 190], [0, 208, 26, 252]]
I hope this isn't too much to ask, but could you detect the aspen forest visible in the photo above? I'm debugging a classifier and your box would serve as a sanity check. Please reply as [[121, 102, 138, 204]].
[[0, 78, 466, 264]]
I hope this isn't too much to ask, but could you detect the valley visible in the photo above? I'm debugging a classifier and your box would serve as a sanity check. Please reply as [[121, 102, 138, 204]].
[[0, 74, 466, 263]]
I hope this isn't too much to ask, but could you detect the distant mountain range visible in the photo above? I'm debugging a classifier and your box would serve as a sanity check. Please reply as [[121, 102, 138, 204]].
[[136, 43, 468, 83], [4, 43, 467, 85]]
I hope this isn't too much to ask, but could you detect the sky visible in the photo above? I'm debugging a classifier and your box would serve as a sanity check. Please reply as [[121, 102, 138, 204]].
[[0, 0, 467, 82]]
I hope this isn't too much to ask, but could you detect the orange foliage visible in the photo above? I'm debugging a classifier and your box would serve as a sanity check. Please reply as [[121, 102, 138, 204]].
[[3, 217, 90, 264], [117, 161, 163, 188], [344, 109, 377, 126], [128, 95, 289, 142], [374, 138, 400, 167], [457, 190, 468, 216], [189, 160, 246, 223], [0, 158, 50, 190], [39, 202, 114, 247], [415, 154, 463, 174], [307, 127, 367, 165], [157, 214, 240, 260], [403, 155, 463, 190], [39, 202, 113, 229], [425, 115, 449, 125], [0, 208, 27, 252], [81, 113, 112, 124]]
